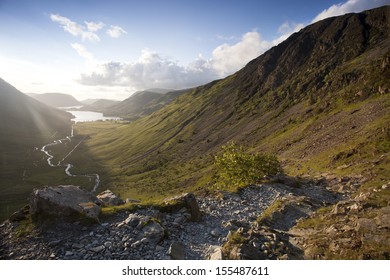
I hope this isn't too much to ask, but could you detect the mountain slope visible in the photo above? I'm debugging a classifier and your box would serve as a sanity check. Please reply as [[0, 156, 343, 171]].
[[0, 79, 73, 220], [32, 92, 82, 107], [70, 6, 389, 258], [103, 89, 188, 120], [76, 5, 389, 184]]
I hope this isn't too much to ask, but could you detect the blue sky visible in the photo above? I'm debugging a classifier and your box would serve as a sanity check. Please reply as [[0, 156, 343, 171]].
[[0, 0, 389, 100]]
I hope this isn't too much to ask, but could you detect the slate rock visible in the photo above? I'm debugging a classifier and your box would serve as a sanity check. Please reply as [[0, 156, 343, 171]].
[[29, 185, 101, 220]]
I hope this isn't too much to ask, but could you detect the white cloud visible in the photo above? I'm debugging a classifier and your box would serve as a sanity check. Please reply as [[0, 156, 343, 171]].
[[312, 0, 390, 23], [50, 14, 101, 42], [106, 25, 127, 38], [211, 31, 272, 77], [85, 21, 105, 32], [70, 43, 94, 62], [78, 49, 218, 89]]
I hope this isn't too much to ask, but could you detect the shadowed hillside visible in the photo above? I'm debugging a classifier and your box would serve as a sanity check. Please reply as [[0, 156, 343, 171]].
[[0, 79, 73, 220]]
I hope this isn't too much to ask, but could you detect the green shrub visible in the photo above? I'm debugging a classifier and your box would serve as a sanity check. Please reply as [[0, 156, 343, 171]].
[[214, 142, 281, 190]]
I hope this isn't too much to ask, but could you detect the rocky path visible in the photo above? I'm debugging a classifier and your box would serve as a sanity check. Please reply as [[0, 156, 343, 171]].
[[0, 174, 359, 260]]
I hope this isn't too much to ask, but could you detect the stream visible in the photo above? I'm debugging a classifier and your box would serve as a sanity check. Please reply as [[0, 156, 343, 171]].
[[40, 125, 100, 193]]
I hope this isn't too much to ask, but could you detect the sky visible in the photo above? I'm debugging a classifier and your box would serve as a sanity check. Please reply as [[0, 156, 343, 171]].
[[0, 0, 389, 101]]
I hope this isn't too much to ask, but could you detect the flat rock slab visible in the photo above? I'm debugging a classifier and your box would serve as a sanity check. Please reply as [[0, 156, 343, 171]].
[[30, 185, 102, 220]]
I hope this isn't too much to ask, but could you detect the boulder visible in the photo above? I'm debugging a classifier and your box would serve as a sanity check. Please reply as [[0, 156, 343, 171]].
[[142, 221, 165, 244], [124, 213, 143, 227], [30, 185, 101, 221], [164, 193, 202, 222], [271, 174, 299, 188], [97, 190, 124, 206]]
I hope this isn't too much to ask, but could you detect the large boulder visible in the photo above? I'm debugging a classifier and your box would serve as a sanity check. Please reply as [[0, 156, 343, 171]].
[[164, 193, 202, 222], [30, 185, 102, 221], [97, 189, 124, 206]]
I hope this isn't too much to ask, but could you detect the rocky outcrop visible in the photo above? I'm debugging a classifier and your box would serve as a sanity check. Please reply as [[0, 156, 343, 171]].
[[0, 174, 378, 260], [29, 185, 102, 221]]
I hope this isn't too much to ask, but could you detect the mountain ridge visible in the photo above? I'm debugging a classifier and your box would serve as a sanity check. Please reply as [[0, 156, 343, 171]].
[[32, 92, 82, 108], [102, 88, 189, 120]]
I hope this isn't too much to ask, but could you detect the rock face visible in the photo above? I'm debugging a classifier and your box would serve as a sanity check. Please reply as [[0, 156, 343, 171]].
[[30, 185, 102, 220], [96, 190, 124, 206]]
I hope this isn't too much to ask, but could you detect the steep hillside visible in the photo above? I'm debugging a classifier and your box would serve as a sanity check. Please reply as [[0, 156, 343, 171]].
[[69, 6, 389, 258], [0, 79, 73, 220], [32, 92, 82, 107], [103, 89, 188, 120]]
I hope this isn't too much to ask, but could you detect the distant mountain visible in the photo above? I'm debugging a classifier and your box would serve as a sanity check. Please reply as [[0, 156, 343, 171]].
[[32, 92, 82, 107], [0, 78, 72, 219], [81, 99, 100, 105], [103, 89, 188, 120]]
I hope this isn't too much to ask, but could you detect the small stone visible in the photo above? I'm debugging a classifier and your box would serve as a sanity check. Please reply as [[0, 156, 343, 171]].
[[131, 240, 142, 248], [156, 245, 164, 251], [72, 243, 84, 249], [208, 246, 223, 260], [141, 238, 149, 244], [48, 240, 61, 246], [210, 229, 220, 237], [174, 215, 187, 224], [168, 242, 185, 260], [90, 245, 105, 253], [124, 213, 142, 227], [65, 251, 73, 256]]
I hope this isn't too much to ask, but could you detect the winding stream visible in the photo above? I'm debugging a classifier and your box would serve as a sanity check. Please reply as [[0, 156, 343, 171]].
[[41, 125, 100, 193]]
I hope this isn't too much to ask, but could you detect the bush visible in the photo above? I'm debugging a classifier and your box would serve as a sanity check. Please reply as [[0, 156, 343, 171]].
[[214, 142, 281, 190]]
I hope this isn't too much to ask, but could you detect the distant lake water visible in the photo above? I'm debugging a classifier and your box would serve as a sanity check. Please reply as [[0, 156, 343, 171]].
[[67, 110, 121, 123]]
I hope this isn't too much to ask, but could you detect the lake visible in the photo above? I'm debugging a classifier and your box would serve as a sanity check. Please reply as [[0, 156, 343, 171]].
[[67, 110, 121, 123]]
